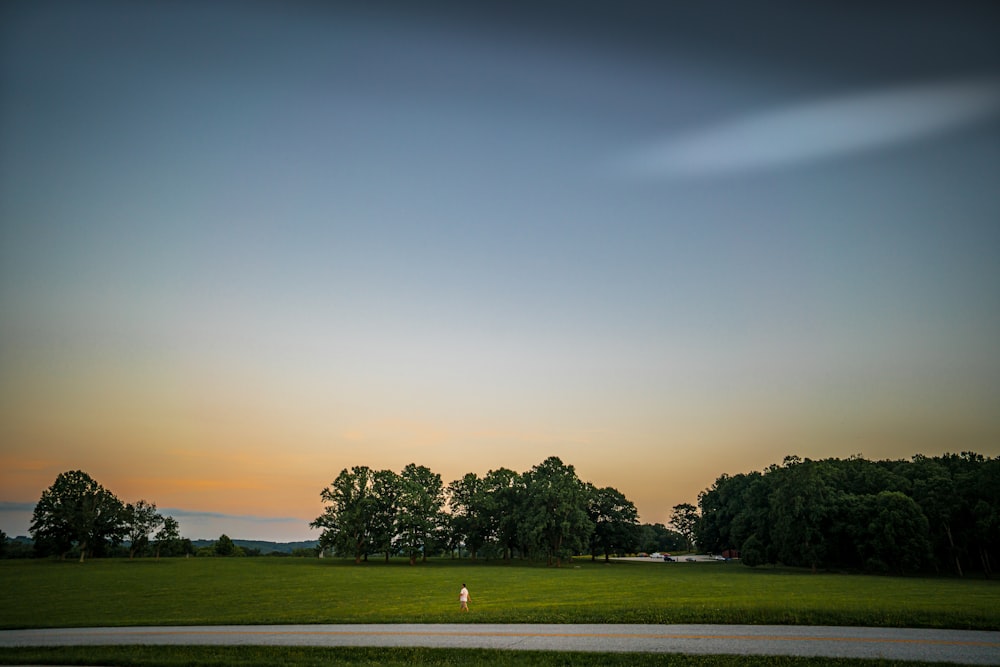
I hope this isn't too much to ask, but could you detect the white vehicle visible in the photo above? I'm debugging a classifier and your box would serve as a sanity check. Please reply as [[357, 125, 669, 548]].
[[650, 552, 662, 559]]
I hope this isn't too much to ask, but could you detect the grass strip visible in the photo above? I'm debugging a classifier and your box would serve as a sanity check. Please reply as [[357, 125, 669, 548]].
[[0, 645, 954, 667]]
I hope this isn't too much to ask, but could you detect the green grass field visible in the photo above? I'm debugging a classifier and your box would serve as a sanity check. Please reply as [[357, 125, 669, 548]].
[[1, 557, 997, 630]]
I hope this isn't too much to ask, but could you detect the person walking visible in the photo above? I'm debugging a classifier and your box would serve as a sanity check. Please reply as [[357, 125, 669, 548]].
[[459, 584, 470, 612]]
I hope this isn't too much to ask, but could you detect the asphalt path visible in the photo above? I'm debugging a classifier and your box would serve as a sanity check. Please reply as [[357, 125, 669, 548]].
[[2, 624, 999, 664]]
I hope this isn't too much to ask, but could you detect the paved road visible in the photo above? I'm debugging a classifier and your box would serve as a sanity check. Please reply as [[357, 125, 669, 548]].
[[2, 624, 999, 664]]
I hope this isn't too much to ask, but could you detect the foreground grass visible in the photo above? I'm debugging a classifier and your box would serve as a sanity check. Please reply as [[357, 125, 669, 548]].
[[1, 557, 997, 630], [0, 646, 954, 667]]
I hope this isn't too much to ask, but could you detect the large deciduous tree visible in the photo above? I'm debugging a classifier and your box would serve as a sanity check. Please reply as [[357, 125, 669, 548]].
[[697, 471, 769, 557], [396, 463, 445, 565], [522, 457, 593, 566], [124, 499, 164, 559], [370, 468, 402, 562], [154, 516, 181, 559], [481, 467, 523, 560], [856, 491, 930, 573], [587, 484, 640, 561], [769, 458, 834, 572], [30, 470, 126, 562], [311, 466, 377, 564], [670, 502, 700, 552], [447, 472, 488, 560]]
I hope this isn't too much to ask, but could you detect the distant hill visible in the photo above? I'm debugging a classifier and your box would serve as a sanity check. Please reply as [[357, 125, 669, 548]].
[[190, 539, 320, 554], [2, 535, 320, 556]]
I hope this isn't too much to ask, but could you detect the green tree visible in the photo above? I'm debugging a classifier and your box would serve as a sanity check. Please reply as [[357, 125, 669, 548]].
[[370, 468, 401, 562], [311, 466, 377, 563], [30, 470, 125, 562], [857, 491, 930, 573], [697, 472, 766, 557], [637, 523, 685, 554], [124, 500, 164, 559], [935, 452, 991, 576], [448, 472, 488, 560], [395, 463, 444, 565], [970, 458, 1000, 578], [696, 452, 998, 574], [970, 457, 1000, 578], [696, 475, 728, 554], [904, 457, 963, 575], [587, 485, 640, 561], [769, 458, 834, 572], [153, 516, 180, 559], [521, 457, 593, 566], [214, 534, 242, 556], [481, 467, 523, 560], [670, 502, 700, 552]]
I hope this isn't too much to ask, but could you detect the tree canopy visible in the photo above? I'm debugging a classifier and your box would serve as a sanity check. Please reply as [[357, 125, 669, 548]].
[[29, 470, 178, 560], [30, 470, 126, 562], [124, 500, 164, 560], [696, 452, 998, 575], [313, 457, 641, 565]]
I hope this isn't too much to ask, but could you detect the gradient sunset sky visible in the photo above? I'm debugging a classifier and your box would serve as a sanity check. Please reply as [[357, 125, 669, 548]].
[[2, 1, 999, 542]]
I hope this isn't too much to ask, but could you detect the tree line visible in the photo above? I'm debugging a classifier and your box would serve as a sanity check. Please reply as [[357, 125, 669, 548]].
[[22, 452, 994, 574], [311, 456, 670, 566], [14, 459, 685, 562], [25, 470, 186, 561], [696, 452, 999, 576]]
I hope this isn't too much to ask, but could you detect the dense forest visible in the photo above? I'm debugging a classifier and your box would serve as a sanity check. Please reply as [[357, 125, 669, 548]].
[[697, 452, 999, 576]]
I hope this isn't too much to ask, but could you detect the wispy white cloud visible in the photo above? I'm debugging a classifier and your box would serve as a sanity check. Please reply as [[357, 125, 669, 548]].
[[612, 78, 1000, 178]]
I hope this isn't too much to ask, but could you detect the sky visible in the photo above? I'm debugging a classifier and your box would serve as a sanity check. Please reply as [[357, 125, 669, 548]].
[[2, 1, 999, 542]]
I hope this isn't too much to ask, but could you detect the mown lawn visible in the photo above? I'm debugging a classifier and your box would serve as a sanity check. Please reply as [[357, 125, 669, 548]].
[[2, 557, 997, 630]]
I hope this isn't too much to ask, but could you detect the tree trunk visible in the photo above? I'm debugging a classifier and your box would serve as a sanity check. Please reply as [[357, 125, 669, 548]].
[[945, 524, 963, 577]]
